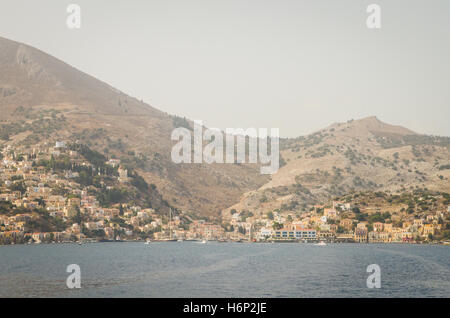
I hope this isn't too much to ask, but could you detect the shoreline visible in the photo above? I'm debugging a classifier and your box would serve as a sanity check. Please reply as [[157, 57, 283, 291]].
[[1, 240, 449, 247]]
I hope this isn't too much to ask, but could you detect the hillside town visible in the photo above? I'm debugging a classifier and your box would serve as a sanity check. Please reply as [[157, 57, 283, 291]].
[[222, 199, 450, 244], [0, 142, 449, 245]]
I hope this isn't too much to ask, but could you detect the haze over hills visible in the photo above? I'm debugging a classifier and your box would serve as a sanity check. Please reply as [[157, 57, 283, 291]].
[[1, 36, 449, 221], [0, 36, 268, 219], [222, 116, 450, 219]]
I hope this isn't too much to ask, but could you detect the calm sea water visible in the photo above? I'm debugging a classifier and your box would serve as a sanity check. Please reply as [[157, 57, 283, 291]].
[[0, 242, 448, 297]]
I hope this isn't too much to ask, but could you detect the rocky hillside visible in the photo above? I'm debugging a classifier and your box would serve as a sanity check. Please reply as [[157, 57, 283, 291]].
[[0, 36, 268, 219], [222, 116, 450, 218], [2, 37, 449, 222]]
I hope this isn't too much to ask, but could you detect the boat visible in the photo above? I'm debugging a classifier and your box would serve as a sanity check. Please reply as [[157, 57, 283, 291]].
[[315, 241, 327, 246], [144, 239, 151, 245], [177, 239, 183, 242]]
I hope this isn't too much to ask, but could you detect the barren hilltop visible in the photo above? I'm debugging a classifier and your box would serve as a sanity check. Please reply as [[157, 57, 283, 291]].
[[0, 36, 267, 220], [222, 116, 450, 218], [1, 37, 449, 220]]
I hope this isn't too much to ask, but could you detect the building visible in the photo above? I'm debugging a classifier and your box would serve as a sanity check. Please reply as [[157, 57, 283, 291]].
[[274, 227, 316, 241], [422, 224, 435, 237], [324, 208, 338, 219], [383, 223, 393, 232], [333, 201, 351, 211], [318, 231, 334, 240], [373, 222, 384, 232], [106, 159, 121, 168], [31, 232, 44, 243], [55, 141, 66, 148], [340, 219, 353, 231], [354, 228, 368, 243], [369, 231, 390, 243], [118, 167, 128, 183], [258, 228, 273, 240]]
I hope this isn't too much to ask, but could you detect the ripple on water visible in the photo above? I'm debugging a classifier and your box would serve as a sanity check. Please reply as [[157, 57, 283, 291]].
[[0, 242, 448, 297]]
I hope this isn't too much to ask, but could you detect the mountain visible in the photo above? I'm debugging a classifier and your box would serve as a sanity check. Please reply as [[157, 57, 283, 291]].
[[0, 36, 268, 219], [222, 116, 450, 218], [1, 36, 449, 222], [0, 36, 158, 116]]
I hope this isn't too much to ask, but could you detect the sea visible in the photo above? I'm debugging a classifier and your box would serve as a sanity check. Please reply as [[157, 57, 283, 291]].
[[0, 242, 448, 297]]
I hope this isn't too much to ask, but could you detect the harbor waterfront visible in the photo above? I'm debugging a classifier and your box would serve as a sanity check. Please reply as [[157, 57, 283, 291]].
[[0, 242, 448, 298], [1, 143, 450, 247]]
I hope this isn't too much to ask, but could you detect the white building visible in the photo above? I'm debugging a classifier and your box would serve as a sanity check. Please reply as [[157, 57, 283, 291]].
[[258, 228, 273, 240], [55, 141, 66, 148], [118, 167, 128, 183]]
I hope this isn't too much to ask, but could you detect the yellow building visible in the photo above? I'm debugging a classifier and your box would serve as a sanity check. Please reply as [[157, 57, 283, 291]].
[[422, 224, 434, 237]]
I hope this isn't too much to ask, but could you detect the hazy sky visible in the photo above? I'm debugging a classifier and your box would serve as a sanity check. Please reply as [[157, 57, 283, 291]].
[[1, 0, 449, 137]]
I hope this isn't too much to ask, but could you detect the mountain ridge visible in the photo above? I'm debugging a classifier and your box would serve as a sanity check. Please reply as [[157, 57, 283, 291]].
[[1, 36, 448, 221], [222, 116, 449, 219], [0, 36, 268, 219]]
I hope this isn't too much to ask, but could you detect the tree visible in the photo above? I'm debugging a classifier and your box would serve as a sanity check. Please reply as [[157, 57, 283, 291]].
[[71, 206, 83, 225], [36, 197, 46, 207], [382, 212, 391, 220], [92, 229, 106, 238], [273, 222, 283, 230], [352, 206, 361, 214], [9, 181, 26, 195], [443, 230, 450, 240]]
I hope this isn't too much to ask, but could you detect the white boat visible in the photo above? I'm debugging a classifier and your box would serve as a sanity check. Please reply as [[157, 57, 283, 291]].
[[315, 241, 327, 246], [199, 239, 207, 244], [177, 239, 183, 242], [144, 239, 151, 245]]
